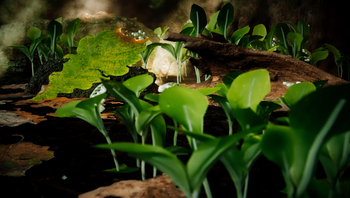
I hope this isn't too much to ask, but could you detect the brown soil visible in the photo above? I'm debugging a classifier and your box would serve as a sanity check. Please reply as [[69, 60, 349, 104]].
[[0, 84, 287, 198]]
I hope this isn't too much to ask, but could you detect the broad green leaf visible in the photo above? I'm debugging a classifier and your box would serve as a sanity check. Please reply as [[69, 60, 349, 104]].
[[261, 123, 295, 173], [320, 132, 350, 196], [196, 87, 220, 96], [258, 101, 282, 120], [265, 24, 277, 50], [186, 136, 240, 191], [102, 79, 143, 116], [313, 80, 328, 90], [252, 24, 267, 41], [231, 26, 250, 45], [209, 94, 234, 134], [241, 135, 262, 168], [227, 69, 270, 112], [66, 18, 81, 48], [283, 82, 316, 108], [32, 29, 147, 101], [310, 50, 329, 65], [222, 71, 244, 89], [159, 86, 208, 133], [55, 93, 107, 132], [233, 108, 265, 131], [262, 84, 350, 197], [112, 104, 138, 143], [215, 83, 228, 98], [47, 20, 63, 57], [144, 93, 159, 102], [166, 146, 192, 156], [207, 11, 220, 32], [136, 101, 166, 148], [140, 43, 172, 68], [325, 44, 341, 62], [10, 45, 31, 61], [190, 4, 207, 36], [275, 23, 291, 55], [27, 27, 41, 41], [297, 19, 310, 48], [217, 2, 234, 40], [123, 73, 154, 97], [95, 143, 192, 198], [287, 32, 303, 58]]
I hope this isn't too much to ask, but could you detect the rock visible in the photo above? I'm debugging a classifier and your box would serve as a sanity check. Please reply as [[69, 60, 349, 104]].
[[78, 173, 186, 198]]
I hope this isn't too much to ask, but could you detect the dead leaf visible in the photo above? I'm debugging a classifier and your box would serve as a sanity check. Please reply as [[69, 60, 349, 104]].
[[0, 142, 54, 176], [79, 173, 186, 198]]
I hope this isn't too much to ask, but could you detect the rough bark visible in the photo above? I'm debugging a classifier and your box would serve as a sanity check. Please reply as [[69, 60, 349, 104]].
[[164, 32, 349, 101]]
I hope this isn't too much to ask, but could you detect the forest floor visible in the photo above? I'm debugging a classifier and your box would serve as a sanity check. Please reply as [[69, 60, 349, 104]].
[[0, 81, 288, 198]]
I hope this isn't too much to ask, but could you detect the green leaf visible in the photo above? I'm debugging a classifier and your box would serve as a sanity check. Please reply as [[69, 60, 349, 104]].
[[313, 80, 328, 90], [32, 29, 147, 101], [222, 71, 244, 89], [206, 11, 220, 32], [27, 27, 41, 41], [102, 79, 143, 116], [227, 69, 270, 112], [265, 24, 277, 50], [262, 84, 350, 197], [95, 143, 192, 198], [258, 101, 282, 120], [190, 4, 207, 36], [186, 135, 241, 191], [297, 19, 310, 49], [215, 83, 228, 98], [104, 164, 139, 173], [123, 73, 154, 97], [287, 32, 303, 58], [166, 146, 192, 156], [252, 24, 267, 41], [310, 50, 329, 65], [231, 26, 250, 45], [196, 87, 221, 96], [10, 45, 31, 61], [55, 93, 107, 132], [144, 93, 159, 102], [47, 20, 63, 57], [217, 2, 234, 40], [140, 43, 164, 68], [66, 18, 81, 48], [275, 23, 291, 55], [159, 86, 208, 133], [325, 44, 341, 62], [283, 82, 316, 108]]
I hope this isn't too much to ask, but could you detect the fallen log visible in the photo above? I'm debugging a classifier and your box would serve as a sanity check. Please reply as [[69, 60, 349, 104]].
[[164, 32, 349, 101]]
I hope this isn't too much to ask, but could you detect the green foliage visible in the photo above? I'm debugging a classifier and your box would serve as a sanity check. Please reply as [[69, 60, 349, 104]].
[[47, 20, 63, 58], [54, 67, 350, 198], [217, 2, 234, 41], [60, 18, 81, 54], [101, 74, 166, 179], [154, 26, 169, 39], [31, 29, 147, 101], [190, 4, 207, 37], [10, 28, 47, 76], [261, 84, 350, 198]]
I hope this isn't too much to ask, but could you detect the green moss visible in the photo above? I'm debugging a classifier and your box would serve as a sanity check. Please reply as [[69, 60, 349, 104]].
[[31, 29, 147, 101]]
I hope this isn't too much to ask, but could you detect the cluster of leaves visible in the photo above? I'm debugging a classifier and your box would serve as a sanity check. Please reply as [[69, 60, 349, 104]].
[[10, 17, 81, 77], [173, 3, 350, 81], [55, 69, 350, 198]]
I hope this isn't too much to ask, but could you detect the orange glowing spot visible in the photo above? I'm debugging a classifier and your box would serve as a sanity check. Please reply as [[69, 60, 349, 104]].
[[115, 27, 149, 44]]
